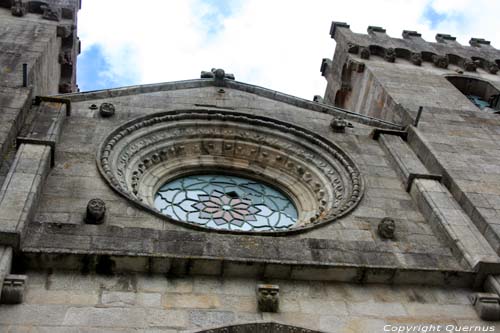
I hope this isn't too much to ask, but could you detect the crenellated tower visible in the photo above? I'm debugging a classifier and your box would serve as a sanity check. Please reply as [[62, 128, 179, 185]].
[[322, 22, 500, 124]]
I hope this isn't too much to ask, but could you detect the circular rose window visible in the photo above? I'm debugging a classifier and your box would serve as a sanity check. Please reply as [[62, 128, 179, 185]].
[[154, 174, 298, 231], [97, 109, 364, 234]]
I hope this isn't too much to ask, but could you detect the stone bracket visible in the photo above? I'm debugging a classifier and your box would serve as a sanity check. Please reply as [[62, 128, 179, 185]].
[[371, 128, 407, 141], [16, 138, 55, 168], [34, 96, 71, 116], [1, 274, 27, 304], [469, 292, 500, 321], [406, 173, 442, 193]]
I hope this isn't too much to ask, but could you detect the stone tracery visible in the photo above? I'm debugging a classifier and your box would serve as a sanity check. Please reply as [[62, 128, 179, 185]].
[[97, 109, 364, 234]]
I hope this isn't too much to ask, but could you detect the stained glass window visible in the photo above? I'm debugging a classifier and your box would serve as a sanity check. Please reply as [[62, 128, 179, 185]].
[[154, 174, 298, 231]]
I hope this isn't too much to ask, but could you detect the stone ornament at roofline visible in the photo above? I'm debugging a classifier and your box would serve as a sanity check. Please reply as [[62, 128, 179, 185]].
[[97, 109, 364, 235]]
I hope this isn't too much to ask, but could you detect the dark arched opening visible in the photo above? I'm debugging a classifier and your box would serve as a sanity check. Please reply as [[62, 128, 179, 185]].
[[195, 322, 324, 333], [446, 76, 500, 112]]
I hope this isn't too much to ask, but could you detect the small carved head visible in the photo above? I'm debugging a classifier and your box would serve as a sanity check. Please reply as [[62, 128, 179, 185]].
[[11, 0, 26, 17], [432, 55, 449, 69], [85, 199, 106, 225], [463, 59, 477, 72], [213, 68, 226, 80], [411, 52, 422, 66], [489, 63, 499, 75], [330, 117, 348, 133], [384, 48, 396, 63], [378, 217, 395, 240], [360, 47, 371, 60], [257, 284, 279, 313], [99, 103, 115, 118]]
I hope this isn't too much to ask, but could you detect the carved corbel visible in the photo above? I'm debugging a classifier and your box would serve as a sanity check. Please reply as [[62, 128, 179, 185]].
[[41, 4, 61, 21], [257, 284, 279, 312], [384, 48, 396, 63], [459, 58, 477, 72], [432, 55, 449, 69], [85, 198, 107, 224], [360, 47, 370, 60], [378, 217, 395, 239], [410, 52, 422, 66], [11, 0, 27, 17]]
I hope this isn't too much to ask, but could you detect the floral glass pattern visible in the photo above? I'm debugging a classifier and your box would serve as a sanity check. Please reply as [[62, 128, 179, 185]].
[[154, 175, 298, 231]]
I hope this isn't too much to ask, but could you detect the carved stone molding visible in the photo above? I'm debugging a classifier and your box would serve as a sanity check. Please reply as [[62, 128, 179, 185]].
[[97, 110, 364, 235]]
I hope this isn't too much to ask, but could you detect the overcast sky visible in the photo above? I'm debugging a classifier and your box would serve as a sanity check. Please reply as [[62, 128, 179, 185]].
[[76, 0, 499, 100]]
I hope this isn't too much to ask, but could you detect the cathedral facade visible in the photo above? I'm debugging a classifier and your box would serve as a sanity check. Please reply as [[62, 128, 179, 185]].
[[1, 1, 500, 332]]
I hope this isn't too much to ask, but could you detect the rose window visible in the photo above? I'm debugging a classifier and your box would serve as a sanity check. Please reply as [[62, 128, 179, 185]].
[[154, 175, 298, 231], [98, 110, 364, 234]]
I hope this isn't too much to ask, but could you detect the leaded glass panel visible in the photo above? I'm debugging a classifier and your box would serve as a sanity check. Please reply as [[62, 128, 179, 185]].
[[154, 175, 298, 231]]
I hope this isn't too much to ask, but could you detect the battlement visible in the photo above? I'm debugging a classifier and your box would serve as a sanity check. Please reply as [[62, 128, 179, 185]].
[[329, 21, 500, 74], [0, 0, 82, 93]]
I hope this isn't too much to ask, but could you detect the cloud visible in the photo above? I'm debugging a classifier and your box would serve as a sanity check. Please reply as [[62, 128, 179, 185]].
[[77, 0, 500, 99]]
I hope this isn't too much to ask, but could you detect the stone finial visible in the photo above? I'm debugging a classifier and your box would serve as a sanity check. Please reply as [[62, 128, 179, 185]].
[[367, 26, 386, 34], [436, 33, 456, 43], [470, 293, 500, 321], [378, 217, 395, 240], [41, 4, 61, 21], [11, 0, 27, 17], [330, 21, 350, 38], [85, 199, 106, 225], [411, 52, 422, 66], [200, 68, 235, 86], [432, 54, 449, 69], [257, 284, 279, 313], [99, 103, 115, 118], [470, 38, 491, 47], [313, 95, 324, 103], [402, 30, 421, 39], [320, 58, 332, 77], [1, 275, 27, 304]]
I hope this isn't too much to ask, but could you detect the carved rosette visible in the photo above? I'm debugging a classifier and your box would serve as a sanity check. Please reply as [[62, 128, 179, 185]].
[[97, 110, 364, 234]]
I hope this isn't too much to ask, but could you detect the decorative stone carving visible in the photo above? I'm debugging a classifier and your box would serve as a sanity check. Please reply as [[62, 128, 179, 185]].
[[85, 199, 106, 225], [461, 59, 477, 72], [378, 217, 395, 239], [410, 52, 422, 66], [1, 274, 27, 304], [432, 55, 449, 69], [200, 68, 235, 80], [41, 4, 61, 21], [99, 103, 115, 118], [257, 284, 279, 312], [330, 117, 349, 133], [488, 63, 499, 75], [58, 51, 73, 66], [347, 43, 359, 54], [470, 293, 500, 321], [384, 48, 396, 63], [11, 0, 27, 17], [56, 25, 74, 38], [97, 110, 364, 235], [360, 47, 370, 60], [313, 95, 324, 103]]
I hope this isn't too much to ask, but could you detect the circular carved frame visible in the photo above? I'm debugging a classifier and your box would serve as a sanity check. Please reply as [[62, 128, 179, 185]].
[[97, 109, 364, 235]]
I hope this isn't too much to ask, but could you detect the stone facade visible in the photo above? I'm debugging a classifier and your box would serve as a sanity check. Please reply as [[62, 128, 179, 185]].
[[2, 3, 500, 332]]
